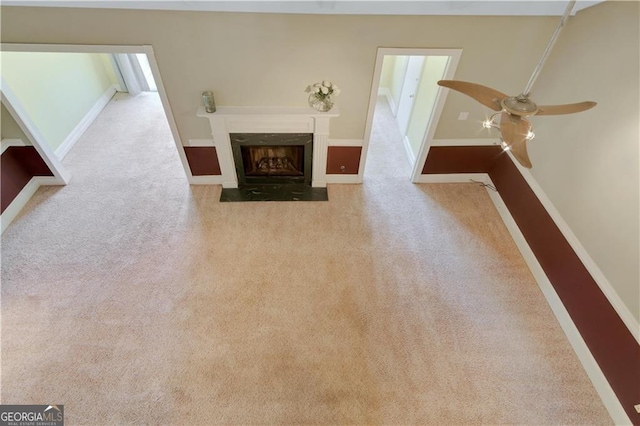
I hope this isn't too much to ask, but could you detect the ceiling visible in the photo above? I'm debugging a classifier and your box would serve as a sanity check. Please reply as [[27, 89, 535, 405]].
[[1, 1, 605, 17]]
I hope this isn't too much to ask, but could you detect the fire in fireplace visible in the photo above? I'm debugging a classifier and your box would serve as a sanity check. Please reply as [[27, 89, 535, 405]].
[[242, 146, 304, 177], [230, 133, 312, 185]]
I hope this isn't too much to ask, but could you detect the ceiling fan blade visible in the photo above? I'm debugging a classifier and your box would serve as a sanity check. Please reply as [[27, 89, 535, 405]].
[[437, 80, 506, 111], [499, 112, 533, 168], [536, 101, 597, 116]]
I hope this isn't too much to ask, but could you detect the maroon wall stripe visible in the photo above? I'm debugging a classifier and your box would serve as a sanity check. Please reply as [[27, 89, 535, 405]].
[[326, 146, 361, 174], [20, 148, 54, 176], [422, 145, 503, 174], [1, 146, 53, 214], [183, 146, 221, 176], [422, 145, 639, 423], [488, 154, 640, 423]]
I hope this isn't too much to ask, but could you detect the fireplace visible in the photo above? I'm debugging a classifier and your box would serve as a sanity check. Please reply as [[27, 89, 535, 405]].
[[231, 133, 312, 186], [196, 106, 339, 201]]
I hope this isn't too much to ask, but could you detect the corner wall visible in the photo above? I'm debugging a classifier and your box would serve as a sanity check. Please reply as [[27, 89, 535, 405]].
[[527, 1, 640, 323]]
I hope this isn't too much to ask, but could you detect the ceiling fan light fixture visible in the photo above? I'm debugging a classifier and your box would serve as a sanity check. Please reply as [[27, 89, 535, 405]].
[[483, 112, 501, 129], [438, 0, 595, 169], [526, 129, 536, 141]]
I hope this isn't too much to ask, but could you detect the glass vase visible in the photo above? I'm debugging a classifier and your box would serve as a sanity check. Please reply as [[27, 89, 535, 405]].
[[308, 93, 334, 112], [202, 91, 216, 113]]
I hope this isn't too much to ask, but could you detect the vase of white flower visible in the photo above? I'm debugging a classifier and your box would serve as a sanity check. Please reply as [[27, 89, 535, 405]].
[[305, 80, 340, 112]]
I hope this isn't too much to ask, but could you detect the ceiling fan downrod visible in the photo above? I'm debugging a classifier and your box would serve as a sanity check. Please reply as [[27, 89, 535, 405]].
[[521, 0, 577, 98]]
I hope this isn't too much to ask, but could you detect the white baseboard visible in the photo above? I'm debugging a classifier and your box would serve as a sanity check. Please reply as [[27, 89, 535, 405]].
[[1, 138, 26, 154], [414, 173, 489, 184], [55, 84, 117, 159], [378, 87, 398, 115], [328, 139, 364, 147], [186, 139, 215, 147], [188, 175, 225, 185], [484, 177, 632, 426], [430, 138, 497, 146], [403, 135, 416, 165], [325, 174, 361, 184]]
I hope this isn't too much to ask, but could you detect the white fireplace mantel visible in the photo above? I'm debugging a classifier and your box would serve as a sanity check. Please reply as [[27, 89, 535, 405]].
[[196, 106, 339, 188]]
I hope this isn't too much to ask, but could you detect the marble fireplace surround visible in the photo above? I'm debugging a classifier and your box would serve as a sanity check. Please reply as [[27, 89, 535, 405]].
[[197, 106, 340, 188]]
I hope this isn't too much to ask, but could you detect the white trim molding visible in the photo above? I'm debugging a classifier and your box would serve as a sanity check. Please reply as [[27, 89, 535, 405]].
[[1, 80, 70, 184], [402, 135, 416, 165], [429, 138, 497, 147], [56, 84, 116, 159], [328, 138, 363, 147], [377, 87, 397, 115], [1, 138, 26, 154], [414, 173, 490, 184], [186, 139, 216, 147], [189, 175, 225, 185], [325, 174, 361, 184]]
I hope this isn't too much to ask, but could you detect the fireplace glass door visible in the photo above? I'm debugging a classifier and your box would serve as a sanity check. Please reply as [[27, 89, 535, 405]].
[[231, 133, 313, 185], [241, 146, 304, 178]]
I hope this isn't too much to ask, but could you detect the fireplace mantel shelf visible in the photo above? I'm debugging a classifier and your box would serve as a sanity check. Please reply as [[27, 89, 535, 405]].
[[197, 105, 340, 188], [196, 106, 340, 118]]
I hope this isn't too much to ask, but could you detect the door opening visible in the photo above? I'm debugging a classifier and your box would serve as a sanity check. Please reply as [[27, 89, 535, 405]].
[[360, 48, 461, 182], [0, 44, 192, 184]]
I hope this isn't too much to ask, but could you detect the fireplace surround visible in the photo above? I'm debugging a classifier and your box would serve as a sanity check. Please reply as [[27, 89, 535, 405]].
[[197, 106, 339, 190]]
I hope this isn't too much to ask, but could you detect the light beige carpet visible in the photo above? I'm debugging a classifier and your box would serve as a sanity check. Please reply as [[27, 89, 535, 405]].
[[1, 93, 611, 424]]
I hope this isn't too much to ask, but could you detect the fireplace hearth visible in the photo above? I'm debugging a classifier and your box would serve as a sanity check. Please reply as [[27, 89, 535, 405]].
[[221, 133, 328, 202]]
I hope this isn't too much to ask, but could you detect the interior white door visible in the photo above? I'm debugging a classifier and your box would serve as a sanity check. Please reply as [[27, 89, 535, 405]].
[[396, 56, 425, 135]]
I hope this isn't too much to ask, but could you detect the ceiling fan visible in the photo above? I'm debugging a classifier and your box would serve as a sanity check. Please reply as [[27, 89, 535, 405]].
[[437, 0, 596, 168]]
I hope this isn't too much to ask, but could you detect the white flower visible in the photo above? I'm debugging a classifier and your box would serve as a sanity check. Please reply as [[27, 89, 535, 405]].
[[305, 81, 341, 97]]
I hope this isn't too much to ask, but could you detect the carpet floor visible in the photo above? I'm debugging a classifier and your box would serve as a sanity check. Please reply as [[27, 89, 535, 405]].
[[1, 93, 611, 424]]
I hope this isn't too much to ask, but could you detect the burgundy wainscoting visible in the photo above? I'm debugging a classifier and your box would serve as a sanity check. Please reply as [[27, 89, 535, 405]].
[[421, 144, 639, 423], [183, 146, 221, 176], [488, 154, 640, 424], [326, 146, 361, 174], [1, 146, 53, 214], [422, 145, 503, 174]]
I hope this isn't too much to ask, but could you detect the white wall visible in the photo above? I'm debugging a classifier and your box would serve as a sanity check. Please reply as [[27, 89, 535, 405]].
[[388, 56, 409, 112], [405, 56, 449, 157], [379, 55, 394, 93], [2, 52, 115, 152], [528, 1, 639, 322]]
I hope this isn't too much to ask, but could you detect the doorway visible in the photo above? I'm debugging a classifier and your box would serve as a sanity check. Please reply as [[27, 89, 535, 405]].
[[361, 48, 461, 182], [0, 44, 191, 183]]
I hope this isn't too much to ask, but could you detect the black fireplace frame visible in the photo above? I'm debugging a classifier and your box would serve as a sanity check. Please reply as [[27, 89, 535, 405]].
[[230, 133, 313, 186]]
